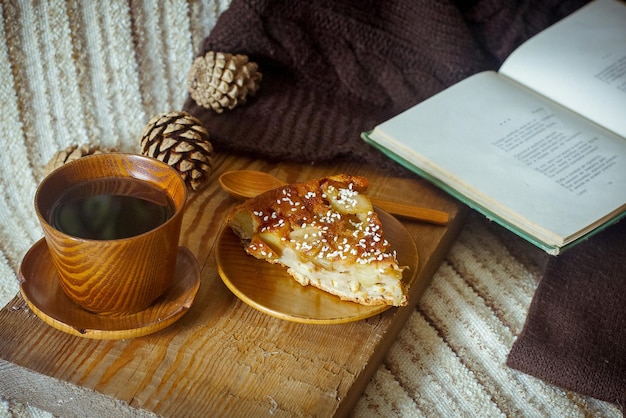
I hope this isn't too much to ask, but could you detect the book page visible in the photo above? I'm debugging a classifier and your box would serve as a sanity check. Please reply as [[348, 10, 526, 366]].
[[369, 72, 626, 245], [499, 0, 626, 138]]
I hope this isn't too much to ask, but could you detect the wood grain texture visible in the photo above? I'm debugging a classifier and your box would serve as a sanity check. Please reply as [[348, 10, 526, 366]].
[[35, 154, 188, 316], [19, 243, 200, 339], [0, 153, 466, 417]]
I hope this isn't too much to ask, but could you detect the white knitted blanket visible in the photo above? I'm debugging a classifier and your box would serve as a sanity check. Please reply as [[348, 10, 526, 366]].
[[0, 1, 620, 417]]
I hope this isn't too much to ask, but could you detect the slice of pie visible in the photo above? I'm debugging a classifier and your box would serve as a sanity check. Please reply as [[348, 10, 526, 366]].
[[225, 174, 408, 306]]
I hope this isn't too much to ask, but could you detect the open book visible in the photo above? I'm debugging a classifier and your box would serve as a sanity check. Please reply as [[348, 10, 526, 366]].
[[362, 0, 626, 255]]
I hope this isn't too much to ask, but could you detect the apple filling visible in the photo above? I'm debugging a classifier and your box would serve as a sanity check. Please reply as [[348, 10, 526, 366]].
[[226, 174, 408, 306]]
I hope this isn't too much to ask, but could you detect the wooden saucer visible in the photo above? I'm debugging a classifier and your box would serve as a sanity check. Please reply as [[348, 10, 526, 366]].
[[216, 209, 419, 324], [19, 239, 201, 340]]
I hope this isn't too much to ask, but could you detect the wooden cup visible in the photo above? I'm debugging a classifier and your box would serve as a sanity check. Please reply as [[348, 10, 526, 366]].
[[35, 153, 187, 316]]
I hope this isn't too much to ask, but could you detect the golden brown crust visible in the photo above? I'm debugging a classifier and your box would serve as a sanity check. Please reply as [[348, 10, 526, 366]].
[[226, 174, 408, 306]]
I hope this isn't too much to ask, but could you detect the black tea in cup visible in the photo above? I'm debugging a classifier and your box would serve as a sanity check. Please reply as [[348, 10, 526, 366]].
[[49, 177, 175, 240]]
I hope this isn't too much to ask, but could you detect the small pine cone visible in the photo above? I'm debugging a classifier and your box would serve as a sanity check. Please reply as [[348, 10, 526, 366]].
[[44, 144, 118, 176], [187, 51, 262, 113], [140, 111, 213, 191]]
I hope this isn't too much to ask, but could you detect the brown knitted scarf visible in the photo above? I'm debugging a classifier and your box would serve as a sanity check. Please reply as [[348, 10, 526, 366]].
[[183, 0, 588, 175], [507, 219, 626, 407]]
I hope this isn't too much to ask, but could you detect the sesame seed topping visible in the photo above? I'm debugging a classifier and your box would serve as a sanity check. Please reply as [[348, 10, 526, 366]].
[[241, 177, 399, 270]]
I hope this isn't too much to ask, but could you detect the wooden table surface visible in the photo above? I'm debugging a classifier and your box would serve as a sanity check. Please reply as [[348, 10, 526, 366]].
[[0, 153, 466, 417]]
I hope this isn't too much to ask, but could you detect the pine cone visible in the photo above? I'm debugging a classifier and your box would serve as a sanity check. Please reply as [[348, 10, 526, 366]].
[[140, 111, 213, 191], [187, 51, 262, 113], [44, 144, 118, 176]]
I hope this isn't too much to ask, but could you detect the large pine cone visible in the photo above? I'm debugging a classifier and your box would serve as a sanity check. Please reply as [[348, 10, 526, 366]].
[[140, 111, 213, 191], [44, 144, 117, 176], [187, 51, 262, 113]]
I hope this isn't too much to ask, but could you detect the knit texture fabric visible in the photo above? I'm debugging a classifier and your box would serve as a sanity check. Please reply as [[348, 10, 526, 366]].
[[184, 0, 589, 174], [1, 1, 623, 417], [508, 219, 626, 407]]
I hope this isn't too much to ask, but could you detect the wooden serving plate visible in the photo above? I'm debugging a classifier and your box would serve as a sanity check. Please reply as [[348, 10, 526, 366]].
[[216, 209, 419, 324]]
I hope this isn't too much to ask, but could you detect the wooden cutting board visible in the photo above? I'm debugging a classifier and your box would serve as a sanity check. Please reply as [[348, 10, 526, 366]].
[[0, 153, 466, 417]]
